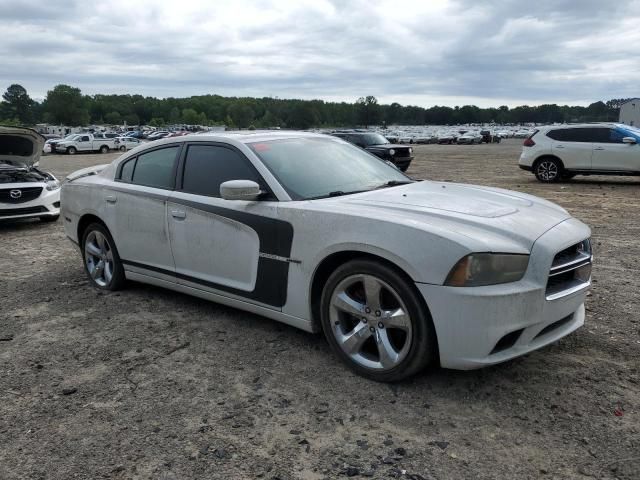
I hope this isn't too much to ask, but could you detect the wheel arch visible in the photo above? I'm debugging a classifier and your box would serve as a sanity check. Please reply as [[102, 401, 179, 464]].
[[533, 154, 565, 170], [77, 213, 109, 245], [308, 249, 434, 335]]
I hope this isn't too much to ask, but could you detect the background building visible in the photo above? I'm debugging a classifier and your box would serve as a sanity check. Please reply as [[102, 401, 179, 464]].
[[619, 98, 640, 126]]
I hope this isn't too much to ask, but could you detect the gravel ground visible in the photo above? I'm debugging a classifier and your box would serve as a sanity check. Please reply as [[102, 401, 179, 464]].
[[1, 140, 638, 480]]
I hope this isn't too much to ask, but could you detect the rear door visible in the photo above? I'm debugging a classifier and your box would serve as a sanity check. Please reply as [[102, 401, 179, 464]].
[[105, 144, 182, 282], [547, 128, 594, 170], [591, 127, 640, 172]]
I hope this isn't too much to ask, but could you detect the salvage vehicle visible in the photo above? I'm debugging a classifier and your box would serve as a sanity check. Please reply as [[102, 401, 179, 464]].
[[62, 132, 592, 381], [55, 133, 119, 155], [519, 123, 640, 182], [331, 131, 413, 171], [0, 126, 61, 222]]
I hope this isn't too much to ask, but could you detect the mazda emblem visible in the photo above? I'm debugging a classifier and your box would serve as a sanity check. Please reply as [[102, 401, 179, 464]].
[[9, 189, 22, 199]]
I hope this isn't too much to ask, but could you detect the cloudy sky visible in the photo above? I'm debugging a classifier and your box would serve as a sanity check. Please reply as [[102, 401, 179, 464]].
[[1, 0, 639, 107]]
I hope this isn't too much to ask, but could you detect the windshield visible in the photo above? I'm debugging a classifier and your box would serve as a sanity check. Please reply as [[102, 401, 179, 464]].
[[249, 137, 410, 200], [360, 133, 389, 146]]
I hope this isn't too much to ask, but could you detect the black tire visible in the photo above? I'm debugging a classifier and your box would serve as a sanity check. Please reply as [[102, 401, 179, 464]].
[[119, 145, 126, 152], [534, 157, 562, 183], [67, 146, 77, 155], [320, 259, 437, 382], [39, 215, 59, 223], [100, 145, 109, 154], [81, 222, 126, 291], [399, 165, 409, 172]]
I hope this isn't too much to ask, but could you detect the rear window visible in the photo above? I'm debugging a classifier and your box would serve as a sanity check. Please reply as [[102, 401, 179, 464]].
[[0, 135, 34, 156]]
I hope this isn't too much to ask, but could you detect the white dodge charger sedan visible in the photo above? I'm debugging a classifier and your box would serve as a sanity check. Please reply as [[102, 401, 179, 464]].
[[61, 132, 592, 381]]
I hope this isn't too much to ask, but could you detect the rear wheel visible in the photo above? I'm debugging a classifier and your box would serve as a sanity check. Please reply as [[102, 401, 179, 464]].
[[534, 157, 562, 183], [320, 259, 436, 382], [81, 223, 126, 290]]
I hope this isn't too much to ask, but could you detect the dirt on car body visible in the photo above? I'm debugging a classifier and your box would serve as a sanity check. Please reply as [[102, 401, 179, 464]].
[[1, 140, 638, 479]]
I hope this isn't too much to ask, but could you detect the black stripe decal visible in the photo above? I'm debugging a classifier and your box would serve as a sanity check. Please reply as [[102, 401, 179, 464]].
[[123, 198, 294, 308], [169, 197, 293, 258], [122, 257, 289, 307]]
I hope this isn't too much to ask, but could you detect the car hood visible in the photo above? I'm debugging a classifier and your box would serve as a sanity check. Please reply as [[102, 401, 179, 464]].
[[0, 126, 45, 168], [368, 143, 411, 150], [326, 181, 572, 252]]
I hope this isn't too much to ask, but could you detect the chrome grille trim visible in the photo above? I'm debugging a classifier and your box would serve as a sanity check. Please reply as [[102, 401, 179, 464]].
[[546, 239, 592, 301]]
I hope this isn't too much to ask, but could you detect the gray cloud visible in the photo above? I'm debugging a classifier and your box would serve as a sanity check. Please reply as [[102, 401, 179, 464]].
[[1, 0, 639, 106]]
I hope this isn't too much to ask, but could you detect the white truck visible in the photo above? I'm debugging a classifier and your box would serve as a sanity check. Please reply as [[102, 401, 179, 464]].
[[54, 133, 120, 155]]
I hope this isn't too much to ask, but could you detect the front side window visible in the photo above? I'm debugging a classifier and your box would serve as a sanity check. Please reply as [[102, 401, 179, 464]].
[[130, 146, 180, 189], [181, 144, 265, 197], [81, 136, 90, 142], [249, 137, 409, 200]]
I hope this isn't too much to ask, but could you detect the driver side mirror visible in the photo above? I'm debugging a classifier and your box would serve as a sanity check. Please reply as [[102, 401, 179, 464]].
[[220, 180, 262, 201], [622, 137, 637, 144]]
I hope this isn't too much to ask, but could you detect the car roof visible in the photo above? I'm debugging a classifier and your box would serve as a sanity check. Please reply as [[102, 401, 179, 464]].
[[539, 123, 616, 130], [151, 130, 329, 146]]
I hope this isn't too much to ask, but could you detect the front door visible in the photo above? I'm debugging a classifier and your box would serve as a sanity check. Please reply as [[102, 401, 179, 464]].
[[590, 127, 640, 171], [167, 143, 292, 309], [77, 135, 93, 151]]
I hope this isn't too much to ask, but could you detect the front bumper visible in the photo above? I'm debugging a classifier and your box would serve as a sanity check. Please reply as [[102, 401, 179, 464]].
[[418, 218, 591, 370], [0, 188, 60, 220]]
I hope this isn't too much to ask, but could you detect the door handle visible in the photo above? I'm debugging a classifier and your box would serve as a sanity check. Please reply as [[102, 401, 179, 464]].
[[555, 145, 564, 149], [171, 209, 186, 219], [594, 147, 605, 151], [105, 195, 117, 204]]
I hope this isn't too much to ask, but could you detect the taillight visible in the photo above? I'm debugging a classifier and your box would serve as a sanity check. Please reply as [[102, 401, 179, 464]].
[[523, 137, 535, 147]]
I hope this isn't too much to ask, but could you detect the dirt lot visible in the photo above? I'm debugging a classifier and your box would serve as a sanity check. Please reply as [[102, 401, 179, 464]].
[[1, 140, 638, 480]]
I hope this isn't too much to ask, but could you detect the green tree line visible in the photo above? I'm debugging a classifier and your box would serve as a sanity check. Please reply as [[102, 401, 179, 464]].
[[0, 83, 630, 128]]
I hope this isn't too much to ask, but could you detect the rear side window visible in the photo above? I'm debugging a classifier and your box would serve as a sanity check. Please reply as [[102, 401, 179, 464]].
[[181, 144, 265, 197], [120, 158, 135, 182], [130, 146, 180, 189], [547, 128, 593, 142]]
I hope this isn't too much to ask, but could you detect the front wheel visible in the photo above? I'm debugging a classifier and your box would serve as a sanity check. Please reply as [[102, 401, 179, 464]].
[[81, 223, 126, 290], [320, 259, 436, 382], [67, 146, 77, 155], [119, 145, 126, 152], [100, 145, 109, 154], [534, 158, 562, 183]]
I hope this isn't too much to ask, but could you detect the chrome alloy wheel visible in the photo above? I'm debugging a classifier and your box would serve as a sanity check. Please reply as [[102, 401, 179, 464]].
[[329, 274, 413, 370], [84, 230, 114, 287], [537, 160, 559, 181]]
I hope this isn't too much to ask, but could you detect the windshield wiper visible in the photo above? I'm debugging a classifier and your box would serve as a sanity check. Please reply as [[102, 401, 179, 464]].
[[373, 180, 415, 190], [308, 190, 367, 200]]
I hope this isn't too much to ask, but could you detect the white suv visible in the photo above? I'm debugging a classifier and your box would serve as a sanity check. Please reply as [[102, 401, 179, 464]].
[[519, 123, 640, 182]]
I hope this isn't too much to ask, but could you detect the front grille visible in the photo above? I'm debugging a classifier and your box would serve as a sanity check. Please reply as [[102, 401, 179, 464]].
[[0, 187, 43, 204], [546, 239, 592, 300], [393, 148, 412, 158], [0, 206, 48, 217]]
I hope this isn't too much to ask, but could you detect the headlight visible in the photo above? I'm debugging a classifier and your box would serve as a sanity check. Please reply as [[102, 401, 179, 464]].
[[445, 253, 529, 287], [45, 180, 60, 191], [389, 149, 395, 156], [409, 147, 413, 154]]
